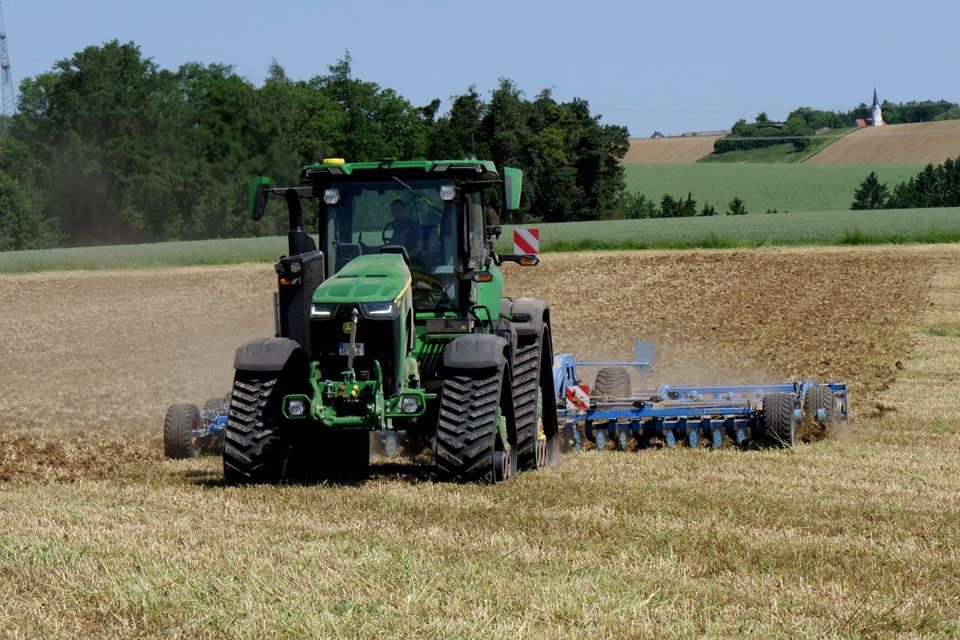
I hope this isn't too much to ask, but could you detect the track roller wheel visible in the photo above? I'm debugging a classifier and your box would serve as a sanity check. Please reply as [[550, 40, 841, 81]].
[[493, 449, 516, 482], [436, 361, 516, 484], [760, 392, 796, 447], [164, 403, 201, 459]]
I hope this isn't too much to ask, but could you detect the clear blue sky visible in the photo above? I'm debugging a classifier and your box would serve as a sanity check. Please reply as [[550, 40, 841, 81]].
[[3, 0, 958, 137]]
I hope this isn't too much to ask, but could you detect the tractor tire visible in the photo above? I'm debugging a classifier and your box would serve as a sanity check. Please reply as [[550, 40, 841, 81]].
[[760, 392, 795, 447], [513, 327, 560, 471], [163, 403, 202, 459], [436, 362, 515, 484], [223, 373, 289, 485], [593, 367, 632, 399], [203, 395, 228, 413], [802, 385, 839, 440]]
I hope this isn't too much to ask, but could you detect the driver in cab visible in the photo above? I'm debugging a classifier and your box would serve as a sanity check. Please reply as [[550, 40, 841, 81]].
[[387, 199, 423, 259]]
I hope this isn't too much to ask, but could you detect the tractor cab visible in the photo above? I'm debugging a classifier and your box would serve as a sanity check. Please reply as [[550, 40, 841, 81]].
[[319, 173, 469, 310], [248, 159, 527, 337]]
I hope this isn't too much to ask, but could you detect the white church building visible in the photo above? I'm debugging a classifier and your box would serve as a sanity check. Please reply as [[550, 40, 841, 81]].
[[870, 87, 884, 126]]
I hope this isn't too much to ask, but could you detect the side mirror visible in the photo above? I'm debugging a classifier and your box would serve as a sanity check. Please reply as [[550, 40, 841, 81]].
[[247, 176, 272, 220], [502, 167, 522, 211]]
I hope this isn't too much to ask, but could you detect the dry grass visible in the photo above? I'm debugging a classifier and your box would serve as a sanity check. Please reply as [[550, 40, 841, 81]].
[[808, 120, 960, 165], [1, 246, 960, 637], [623, 136, 721, 163]]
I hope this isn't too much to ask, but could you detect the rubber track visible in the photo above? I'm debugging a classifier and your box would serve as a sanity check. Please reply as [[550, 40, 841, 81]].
[[435, 368, 502, 483], [512, 334, 542, 470], [223, 375, 283, 484], [761, 391, 795, 447]]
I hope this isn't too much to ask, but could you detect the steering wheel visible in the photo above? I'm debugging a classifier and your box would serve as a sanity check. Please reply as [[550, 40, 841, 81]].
[[382, 221, 400, 246], [411, 272, 448, 308]]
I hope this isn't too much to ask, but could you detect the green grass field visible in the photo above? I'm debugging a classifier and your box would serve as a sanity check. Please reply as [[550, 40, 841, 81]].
[[623, 163, 924, 213], [699, 128, 856, 164], [1, 208, 958, 273], [0, 236, 291, 273]]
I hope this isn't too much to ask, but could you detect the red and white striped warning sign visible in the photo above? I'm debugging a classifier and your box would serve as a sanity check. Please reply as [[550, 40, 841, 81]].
[[565, 384, 591, 413], [513, 227, 539, 255]]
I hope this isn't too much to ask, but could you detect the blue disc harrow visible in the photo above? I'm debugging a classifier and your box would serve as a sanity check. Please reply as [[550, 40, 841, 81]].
[[552, 345, 848, 451]]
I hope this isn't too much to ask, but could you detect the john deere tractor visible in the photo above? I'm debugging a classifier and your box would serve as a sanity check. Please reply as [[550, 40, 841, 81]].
[[224, 159, 559, 484]]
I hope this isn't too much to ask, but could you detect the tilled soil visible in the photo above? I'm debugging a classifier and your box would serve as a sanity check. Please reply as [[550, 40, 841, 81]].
[[0, 245, 947, 481]]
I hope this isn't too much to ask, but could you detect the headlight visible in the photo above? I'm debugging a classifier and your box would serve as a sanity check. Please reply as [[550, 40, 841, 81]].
[[311, 303, 337, 319], [400, 396, 420, 414], [286, 398, 306, 417], [360, 301, 399, 319], [323, 188, 340, 205]]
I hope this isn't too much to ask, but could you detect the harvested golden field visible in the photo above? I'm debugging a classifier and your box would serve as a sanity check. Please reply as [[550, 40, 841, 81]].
[[808, 119, 960, 164], [623, 135, 721, 163], [2, 245, 960, 637]]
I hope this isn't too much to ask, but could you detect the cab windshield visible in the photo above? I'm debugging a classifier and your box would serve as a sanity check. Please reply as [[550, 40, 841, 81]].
[[322, 179, 460, 310]]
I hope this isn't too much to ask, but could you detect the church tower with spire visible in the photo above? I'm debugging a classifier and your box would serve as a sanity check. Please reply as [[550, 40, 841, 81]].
[[871, 87, 884, 126]]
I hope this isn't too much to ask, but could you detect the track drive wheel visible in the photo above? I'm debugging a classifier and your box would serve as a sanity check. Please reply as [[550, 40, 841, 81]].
[[513, 326, 560, 471], [163, 403, 201, 459], [223, 372, 289, 485], [760, 392, 795, 447], [436, 361, 516, 484]]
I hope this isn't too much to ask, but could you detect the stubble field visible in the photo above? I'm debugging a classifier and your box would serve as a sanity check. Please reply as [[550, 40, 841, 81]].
[[1, 245, 959, 637]]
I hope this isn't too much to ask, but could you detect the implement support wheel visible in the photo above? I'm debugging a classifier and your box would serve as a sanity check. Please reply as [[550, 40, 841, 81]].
[[760, 392, 796, 447], [593, 367, 632, 399], [164, 403, 201, 459], [803, 384, 839, 440]]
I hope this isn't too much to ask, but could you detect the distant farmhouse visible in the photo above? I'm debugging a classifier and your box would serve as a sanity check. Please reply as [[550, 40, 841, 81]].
[[856, 88, 885, 127]]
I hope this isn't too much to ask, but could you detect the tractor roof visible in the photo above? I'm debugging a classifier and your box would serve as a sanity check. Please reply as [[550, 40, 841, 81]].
[[301, 158, 500, 181]]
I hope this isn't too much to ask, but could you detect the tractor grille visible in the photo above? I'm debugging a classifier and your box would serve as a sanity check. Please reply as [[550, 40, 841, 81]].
[[310, 306, 402, 395]]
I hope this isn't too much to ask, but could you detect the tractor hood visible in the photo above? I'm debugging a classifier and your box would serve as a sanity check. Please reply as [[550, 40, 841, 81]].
[[312, 253, 411, 304]]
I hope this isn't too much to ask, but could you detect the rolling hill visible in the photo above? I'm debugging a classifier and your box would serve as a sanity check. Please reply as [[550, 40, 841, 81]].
[[626, 120, 960, 164], [807, 120, 960, 164], [624, 136, 721, 163]]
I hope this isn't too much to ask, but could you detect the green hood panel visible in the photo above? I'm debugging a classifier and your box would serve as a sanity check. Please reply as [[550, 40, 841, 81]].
[[312, 254, 411, 304]]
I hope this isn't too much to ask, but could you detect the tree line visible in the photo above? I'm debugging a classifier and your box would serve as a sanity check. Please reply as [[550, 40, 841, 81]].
[[851, 158, 960, 210], [617, 191, 747, 218], [0, 42, 629, 250]]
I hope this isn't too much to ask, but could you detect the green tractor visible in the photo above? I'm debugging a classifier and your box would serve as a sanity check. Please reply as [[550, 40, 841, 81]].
[[225, 159, 559, 484]]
